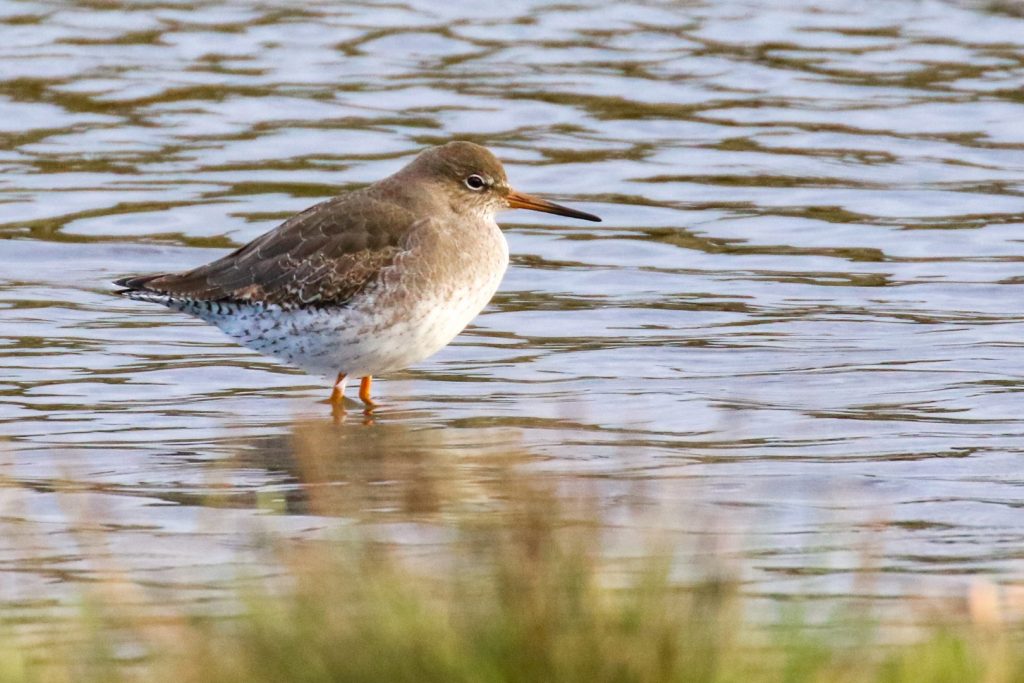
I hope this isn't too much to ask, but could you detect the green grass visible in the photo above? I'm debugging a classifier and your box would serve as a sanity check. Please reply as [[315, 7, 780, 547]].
[[0, 427, 1021, 683]]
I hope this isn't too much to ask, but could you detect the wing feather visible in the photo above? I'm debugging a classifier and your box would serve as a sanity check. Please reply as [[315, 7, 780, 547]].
[[116, 191, 421, 309]]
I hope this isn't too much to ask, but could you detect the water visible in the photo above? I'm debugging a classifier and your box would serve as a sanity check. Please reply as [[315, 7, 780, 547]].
[[2, 0, 1024, 617]]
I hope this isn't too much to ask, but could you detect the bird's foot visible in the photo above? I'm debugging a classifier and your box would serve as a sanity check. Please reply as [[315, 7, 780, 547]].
[[359, 376, 378, 411], [328, 372, 348, 404]]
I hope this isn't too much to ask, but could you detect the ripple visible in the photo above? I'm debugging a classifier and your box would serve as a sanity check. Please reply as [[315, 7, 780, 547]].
[[1, 0, 1024, 609]]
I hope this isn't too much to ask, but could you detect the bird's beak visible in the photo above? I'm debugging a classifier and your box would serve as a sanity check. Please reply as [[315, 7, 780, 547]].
[[506, 189, 601, 222]]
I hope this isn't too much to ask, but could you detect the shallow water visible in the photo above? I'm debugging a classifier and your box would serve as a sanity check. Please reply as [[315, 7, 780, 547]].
[[2, 0, 1024, 617]]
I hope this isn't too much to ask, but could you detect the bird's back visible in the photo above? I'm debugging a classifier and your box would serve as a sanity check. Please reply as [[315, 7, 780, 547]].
[[116, 185, 419, 310]]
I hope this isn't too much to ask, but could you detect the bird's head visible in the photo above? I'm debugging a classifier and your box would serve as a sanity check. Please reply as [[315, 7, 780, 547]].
[[404, 141, 601, 223]]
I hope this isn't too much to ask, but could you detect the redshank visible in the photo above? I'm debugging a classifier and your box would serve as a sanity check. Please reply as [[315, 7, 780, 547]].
[[115, 141, 601, 408]]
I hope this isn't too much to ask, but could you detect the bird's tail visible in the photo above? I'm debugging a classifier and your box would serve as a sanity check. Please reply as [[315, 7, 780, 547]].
[[114, 274, 178, 305]]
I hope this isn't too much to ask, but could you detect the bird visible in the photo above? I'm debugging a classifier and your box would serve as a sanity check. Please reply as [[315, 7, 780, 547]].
[[115, 141, 601, 409]]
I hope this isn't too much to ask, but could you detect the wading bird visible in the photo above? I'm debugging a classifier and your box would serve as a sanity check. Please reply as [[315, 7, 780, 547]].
[[116, 142, 601, 409]]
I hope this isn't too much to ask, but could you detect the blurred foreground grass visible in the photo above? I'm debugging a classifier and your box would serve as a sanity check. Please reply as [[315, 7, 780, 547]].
[[0, 421, 1022, 683]]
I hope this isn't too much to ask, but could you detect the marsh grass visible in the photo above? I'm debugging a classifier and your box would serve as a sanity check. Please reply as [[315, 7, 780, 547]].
[[0, 422, 1022, 682]]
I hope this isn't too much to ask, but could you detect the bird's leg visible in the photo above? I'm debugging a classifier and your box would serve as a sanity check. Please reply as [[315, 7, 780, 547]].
[[359, 376, 378, 408], [329, 372, 348, 404]]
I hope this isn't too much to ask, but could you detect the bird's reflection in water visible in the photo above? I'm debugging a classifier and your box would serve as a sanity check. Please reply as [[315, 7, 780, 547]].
[[225, 414, 542, 523]]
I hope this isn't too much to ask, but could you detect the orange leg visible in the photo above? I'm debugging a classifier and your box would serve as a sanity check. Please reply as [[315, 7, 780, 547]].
[[329, 372, 347, 404], [359, 375, 378, 408]]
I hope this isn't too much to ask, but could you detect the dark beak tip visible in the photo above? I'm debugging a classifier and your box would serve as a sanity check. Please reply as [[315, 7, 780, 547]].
[[562, 210, 602, 222], [572, 208, 601, 222]]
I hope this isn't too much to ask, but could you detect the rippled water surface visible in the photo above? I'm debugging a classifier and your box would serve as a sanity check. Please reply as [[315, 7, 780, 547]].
[[2, 0, 1024, 615]]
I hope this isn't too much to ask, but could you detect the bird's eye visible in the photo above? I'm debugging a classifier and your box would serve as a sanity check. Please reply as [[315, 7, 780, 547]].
[[464, 174, 486, 191]]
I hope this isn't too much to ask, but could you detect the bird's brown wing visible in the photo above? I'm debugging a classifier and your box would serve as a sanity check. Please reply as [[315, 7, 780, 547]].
[[116, 192, 422, 308]]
